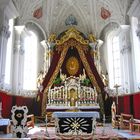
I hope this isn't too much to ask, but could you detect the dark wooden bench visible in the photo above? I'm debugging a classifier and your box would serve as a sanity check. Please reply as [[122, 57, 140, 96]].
[[130, 119, 140, 132], [27, 114, 34, 128], [120, 113, 133, 129]]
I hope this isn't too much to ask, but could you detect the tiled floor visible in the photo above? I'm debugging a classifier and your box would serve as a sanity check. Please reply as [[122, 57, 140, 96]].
[[0, 124, 140, 139]]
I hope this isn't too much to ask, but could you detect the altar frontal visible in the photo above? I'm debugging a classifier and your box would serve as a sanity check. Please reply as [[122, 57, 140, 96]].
[[53, 111, 99, 136]]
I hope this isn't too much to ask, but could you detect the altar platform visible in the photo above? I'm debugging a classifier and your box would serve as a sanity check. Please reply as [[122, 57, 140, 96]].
[[1, 124, 140, 140]]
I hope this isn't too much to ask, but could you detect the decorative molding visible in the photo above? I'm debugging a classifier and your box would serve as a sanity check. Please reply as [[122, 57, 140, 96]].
[[65, 14, 78, 26], [18, 90, 38, 97], [0, 25, 10, 38], [120, 46, 131, 54], [19, 46, 25, 55], [136, 22, 140, 38], [55, 27, 89, 45]]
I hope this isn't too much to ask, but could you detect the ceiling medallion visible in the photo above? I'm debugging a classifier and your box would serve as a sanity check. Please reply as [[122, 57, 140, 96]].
[[66, 56, 79, 76], [65, 14, 78, 26]]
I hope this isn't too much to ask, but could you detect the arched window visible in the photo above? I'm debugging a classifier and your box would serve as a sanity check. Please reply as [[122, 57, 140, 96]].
[[23, 31, 38, 90], [108, 35, 122, 89], [131, 17, 140, 92]]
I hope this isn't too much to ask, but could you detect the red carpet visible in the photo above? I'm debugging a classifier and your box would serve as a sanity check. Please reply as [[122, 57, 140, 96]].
[[27, 126, 126, 140]]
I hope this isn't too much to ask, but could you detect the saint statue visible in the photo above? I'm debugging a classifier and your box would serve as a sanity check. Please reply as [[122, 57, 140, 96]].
[[111, 101, 116, 127], [37, 71, 44, 89], [68, 88, 78, 106], [100, 71, 108, 86]]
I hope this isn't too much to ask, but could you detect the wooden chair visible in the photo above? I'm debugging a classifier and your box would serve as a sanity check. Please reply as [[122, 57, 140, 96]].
[[130, 119, 140, 132], [27, 114, 35, 128], [112, 114, 121, 128], [120, 113, 133, 129]]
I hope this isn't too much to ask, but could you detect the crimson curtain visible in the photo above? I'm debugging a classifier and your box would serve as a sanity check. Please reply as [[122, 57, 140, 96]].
[[0, 91, 12, 118], [133, 93, 140, 119]]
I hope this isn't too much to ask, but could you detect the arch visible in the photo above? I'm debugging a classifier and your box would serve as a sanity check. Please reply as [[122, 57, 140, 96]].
[[99, 22, 120, 41], [24, 20, 47, 41]]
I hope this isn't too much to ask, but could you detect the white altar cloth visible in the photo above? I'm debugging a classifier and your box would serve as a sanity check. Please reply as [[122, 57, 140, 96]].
[[53, 111, 100, 118], [0, 119, 10, 126], [47, 105, 100, 110]]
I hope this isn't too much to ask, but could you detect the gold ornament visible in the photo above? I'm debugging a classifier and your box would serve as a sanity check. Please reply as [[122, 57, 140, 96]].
[[66, 56, 79, 75]]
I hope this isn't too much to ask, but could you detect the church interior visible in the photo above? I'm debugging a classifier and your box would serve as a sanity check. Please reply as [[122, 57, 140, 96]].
[[0, 0, 140, 139]]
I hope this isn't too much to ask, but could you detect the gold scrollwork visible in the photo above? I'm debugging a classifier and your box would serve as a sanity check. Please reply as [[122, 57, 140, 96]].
[[48, 33, 56, 43], [55, 27, 89, 45]]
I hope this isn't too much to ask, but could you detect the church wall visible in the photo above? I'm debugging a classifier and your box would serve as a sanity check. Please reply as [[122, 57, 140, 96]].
[[37, 42, 45, 73], [112, 92, 140, 119], [0, 90, 38, 118]]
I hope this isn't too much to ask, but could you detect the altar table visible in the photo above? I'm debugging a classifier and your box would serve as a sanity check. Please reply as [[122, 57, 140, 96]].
[[53, 111, 99, 136]]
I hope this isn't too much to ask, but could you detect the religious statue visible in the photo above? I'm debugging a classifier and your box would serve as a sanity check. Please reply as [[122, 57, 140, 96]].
[[37, 71, 44, 89], [111, 101, 116, 127], [100, 71, 108, 86], [60, 69, 67, 82], [79, 69, 86, 81], [68, 88, 78, 106]]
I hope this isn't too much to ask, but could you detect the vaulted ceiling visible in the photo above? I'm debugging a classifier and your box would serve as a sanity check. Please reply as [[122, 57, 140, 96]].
[[1, 0, 134, 39]]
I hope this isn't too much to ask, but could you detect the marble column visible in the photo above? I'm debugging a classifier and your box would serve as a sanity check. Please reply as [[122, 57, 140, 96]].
[[12, 26, 25, 94], [0, 25, 10, 88]]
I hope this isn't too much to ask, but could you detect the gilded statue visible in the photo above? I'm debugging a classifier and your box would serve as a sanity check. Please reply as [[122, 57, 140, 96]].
[[37, 71, 44, 88], [68, 88, 78, 106], [100, 71, 108, 86]]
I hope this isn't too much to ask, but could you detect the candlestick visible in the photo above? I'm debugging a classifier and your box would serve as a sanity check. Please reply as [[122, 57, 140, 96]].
[[102, 114, 106, 136], [45, 115, 49, 137]]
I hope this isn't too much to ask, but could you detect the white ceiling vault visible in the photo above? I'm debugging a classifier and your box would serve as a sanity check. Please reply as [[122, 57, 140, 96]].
[[1, 0, 134, 39]]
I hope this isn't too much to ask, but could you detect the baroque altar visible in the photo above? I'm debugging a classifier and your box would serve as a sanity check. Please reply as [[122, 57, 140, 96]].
[[47, 74, 98, 107], [41, 27, 106, 117], [46, 72, 100, 121]]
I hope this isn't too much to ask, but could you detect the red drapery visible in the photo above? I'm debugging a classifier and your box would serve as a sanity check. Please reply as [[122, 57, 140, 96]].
[[84, 50, 105, 99], [0, 91, 12, 118], [123, 95, 130, 114], [42, 49, 61, 92], [118, 97, 124, 114], [133, 93, 140, 119]]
